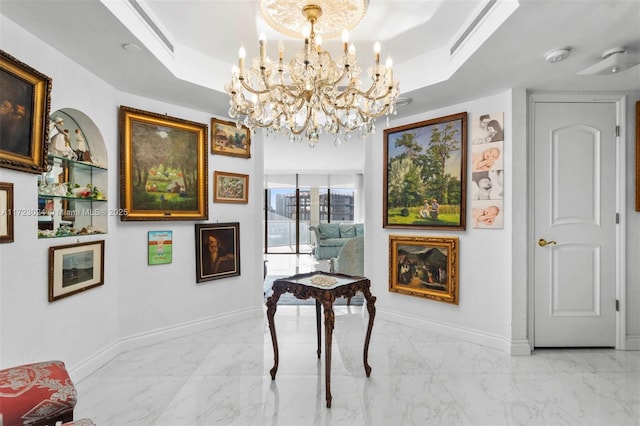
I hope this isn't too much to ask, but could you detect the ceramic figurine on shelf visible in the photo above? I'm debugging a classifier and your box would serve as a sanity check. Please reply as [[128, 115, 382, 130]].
[[49, 117, 77, 159], [48, 117, 65, 156], [74, 129, 92, 163]]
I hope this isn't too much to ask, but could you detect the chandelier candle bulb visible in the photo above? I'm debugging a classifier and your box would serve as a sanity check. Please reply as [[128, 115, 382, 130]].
[[386, 57, 393, 83], [238, 45, 246, 75], [342, 29, 349, 53], [374, 41, 381, 63], [259, 33, 267, 61]]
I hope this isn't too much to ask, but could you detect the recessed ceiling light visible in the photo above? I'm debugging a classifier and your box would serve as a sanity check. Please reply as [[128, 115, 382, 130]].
[[122, 43, 141, 53], [544, 48, 571, 63]]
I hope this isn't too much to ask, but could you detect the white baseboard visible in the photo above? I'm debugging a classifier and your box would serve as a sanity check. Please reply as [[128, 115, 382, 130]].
[[625, 335, 640, 350], [378, 308, 531, 355], [69, 307, 263, 383]]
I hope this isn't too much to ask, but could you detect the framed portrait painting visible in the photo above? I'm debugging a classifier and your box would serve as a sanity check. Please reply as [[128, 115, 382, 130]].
[[213, 171, 249, 204], [0, 182, 14, 243], [389, 235, 459, 305], [211, 117, 251, 158], [383, 112, 467, 230], [0, 49, 52, 174], [49, 240, 105, 302], [195, 222, 240, 283], [119, 106, 208, 221]]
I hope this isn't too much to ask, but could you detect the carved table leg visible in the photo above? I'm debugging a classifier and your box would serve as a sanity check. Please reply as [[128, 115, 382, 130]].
[[316, 299, 321, 359], [362, 284, 377, 377], [322, 298, 335, 408], [266, 291, 282, 380]]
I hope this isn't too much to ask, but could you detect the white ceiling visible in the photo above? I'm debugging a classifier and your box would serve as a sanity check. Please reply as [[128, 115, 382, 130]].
[[1, 0, 639, 120]]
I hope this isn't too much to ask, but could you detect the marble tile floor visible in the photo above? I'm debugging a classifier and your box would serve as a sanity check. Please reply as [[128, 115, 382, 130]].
[[74, 304, 640, 426]]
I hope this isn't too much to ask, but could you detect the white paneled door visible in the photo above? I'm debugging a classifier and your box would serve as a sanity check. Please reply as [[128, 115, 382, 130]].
[[533, 101, 617, 347]]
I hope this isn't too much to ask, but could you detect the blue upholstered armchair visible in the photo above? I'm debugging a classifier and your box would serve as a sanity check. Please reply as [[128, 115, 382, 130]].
[[329, 236, 364, 276]]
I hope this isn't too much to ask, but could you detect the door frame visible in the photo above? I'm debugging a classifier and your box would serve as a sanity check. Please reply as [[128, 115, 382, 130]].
[[527, 93, 627, 350]]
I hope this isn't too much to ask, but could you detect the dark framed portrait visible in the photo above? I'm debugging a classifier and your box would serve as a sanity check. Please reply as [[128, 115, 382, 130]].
[[195, 222, 240, 283], [0, 49, 52, 174]]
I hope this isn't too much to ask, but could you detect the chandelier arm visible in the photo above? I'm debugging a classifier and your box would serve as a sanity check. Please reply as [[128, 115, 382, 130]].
[[238, 78, 272, 96]]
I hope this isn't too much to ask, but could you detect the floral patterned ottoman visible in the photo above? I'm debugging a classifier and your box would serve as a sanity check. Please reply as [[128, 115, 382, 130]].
[[0, 360, 77, 426]]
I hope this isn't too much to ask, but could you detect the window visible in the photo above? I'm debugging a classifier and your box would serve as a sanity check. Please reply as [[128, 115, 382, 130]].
[[264, 173, 362, 254]]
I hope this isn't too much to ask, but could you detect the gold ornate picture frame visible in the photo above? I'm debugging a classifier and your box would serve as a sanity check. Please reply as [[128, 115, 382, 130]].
[[211, 117, 251, 158], [383, 112, 467, 230], [0, 49, 52, 174], [0, 182, 14, 243], [389, 235, 459, 305], [213, 171, 249, 204], [119, 106, 208, 221]]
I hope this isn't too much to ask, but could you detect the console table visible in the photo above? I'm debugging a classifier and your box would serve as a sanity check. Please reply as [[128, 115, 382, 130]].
[[265, 272, 376, 408]]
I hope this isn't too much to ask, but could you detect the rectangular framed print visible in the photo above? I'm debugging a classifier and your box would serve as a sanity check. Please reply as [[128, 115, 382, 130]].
[[49, 240, 105, 302]]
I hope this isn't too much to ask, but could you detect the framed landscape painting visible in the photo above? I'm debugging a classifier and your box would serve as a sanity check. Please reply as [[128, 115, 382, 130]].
[[119, 106, 208, 221], [389, 235, 459, 305], [213, 171, 249, 204], [0, 49, 52, 174], [49, 240, 105, 302], [195, 222, 240, 283], [211, 117, 251, 158], [383, 112, 467, 230]]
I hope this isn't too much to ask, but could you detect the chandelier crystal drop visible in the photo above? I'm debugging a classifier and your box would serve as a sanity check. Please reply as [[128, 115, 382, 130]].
[[225, 2, 400, 147]]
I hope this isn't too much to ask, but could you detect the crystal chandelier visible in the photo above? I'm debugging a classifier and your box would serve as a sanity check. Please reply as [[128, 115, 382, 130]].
[[225, 1, 400, 147]]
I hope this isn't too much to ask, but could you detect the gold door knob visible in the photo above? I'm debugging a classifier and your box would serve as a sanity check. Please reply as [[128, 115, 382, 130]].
[[538, 238, 557, 247]]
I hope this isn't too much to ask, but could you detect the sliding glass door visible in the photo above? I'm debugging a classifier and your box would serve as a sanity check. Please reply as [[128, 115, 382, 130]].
[[264, 174, 361, 254]]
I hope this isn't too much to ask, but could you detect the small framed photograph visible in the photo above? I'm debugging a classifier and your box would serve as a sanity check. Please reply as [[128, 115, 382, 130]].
[[119, 106, 208, 221], [49, 240, 105, 302], [0, 49, 52, 174], [0, 182, 14, 243], [195, 222, 240, 283], [148, 230, 173, 265], [213, 171, 249, 204], [211, 117, 251, 158], [389, 235, 459, 305]]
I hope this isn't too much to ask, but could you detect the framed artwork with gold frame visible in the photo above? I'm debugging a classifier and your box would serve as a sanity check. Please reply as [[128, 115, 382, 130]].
[[0, 182, 14, 243], [119, 106, 208, 221], [383, 112, 467, 230], [211, 117, 251, 158], [0, 49, 52, 174], [213, 170, 249, 204], [388, 235, 459, 305]]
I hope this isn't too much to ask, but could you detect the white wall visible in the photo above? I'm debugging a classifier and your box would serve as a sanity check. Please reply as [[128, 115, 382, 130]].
[[365, 92, 515, 351], [263, 131, 365, 174], [0, 16, 264, 373]]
